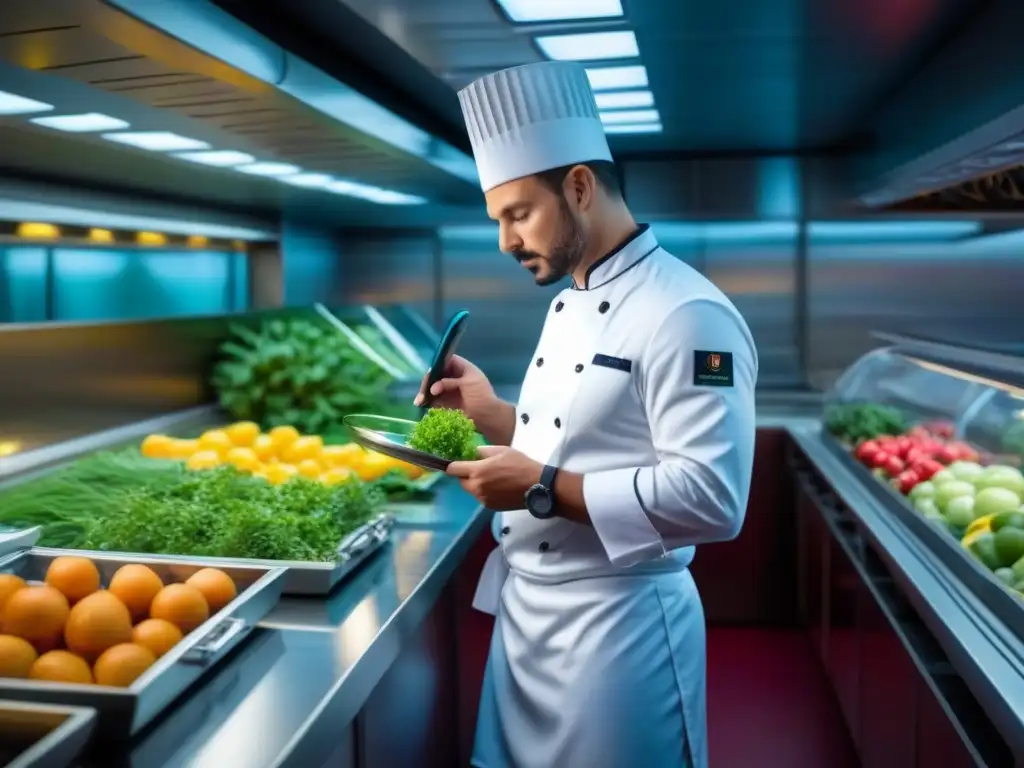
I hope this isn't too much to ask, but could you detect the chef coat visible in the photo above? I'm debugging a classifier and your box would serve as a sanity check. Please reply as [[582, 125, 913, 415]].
[[470, 225, 758, 768]]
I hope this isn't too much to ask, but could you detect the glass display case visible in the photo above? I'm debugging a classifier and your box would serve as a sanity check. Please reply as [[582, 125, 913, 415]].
[[315, 304, 425, 382], [822, 332, 1024, 642]]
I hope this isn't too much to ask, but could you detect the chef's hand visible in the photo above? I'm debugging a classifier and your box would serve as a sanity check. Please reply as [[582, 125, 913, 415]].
[[447, 445, 542, 511], [414, 355, 497, 424]]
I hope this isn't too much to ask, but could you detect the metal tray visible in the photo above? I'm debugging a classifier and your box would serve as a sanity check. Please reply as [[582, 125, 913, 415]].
[[96, 512, 397, 597], [345, 414, 452, 473], [821, 431, 1024, 640], [0, 700, 95, 768], [0, 549, 287, 741]]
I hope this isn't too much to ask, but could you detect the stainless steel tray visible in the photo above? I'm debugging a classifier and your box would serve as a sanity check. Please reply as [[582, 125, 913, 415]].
[[93, 512, 397, 597], [0, 700, 95, 768], [0, 548, 287, 741], [345, 414, 452, 473]]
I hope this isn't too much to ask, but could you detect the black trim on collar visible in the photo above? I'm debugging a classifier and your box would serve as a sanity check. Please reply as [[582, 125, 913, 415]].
[[572, 224, 650, 291], [588, 245, 659, 291]]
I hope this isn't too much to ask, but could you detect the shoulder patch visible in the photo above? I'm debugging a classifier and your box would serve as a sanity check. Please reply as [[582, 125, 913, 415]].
[[694, 351, 733, 387]]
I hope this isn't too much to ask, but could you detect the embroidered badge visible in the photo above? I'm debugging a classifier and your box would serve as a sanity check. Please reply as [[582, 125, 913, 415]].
[[592, 354, 632, 373], [693, 350, 733, 386]]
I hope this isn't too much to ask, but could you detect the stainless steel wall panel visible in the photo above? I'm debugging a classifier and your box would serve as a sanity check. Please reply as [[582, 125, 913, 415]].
[[280, 222, 343, 306]]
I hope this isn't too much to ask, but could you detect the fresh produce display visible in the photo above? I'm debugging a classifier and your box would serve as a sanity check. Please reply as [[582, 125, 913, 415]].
[[0, 555, 238, 687], [140, 422, 425, 486], [824, 402, 910, 444], [408, 408, 480, 462], [846, 413, 1024, 598], [211, 318, 403, 437]]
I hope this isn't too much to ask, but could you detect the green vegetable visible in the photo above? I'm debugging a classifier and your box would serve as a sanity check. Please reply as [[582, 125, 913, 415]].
[[211, 318, 397, 436], [79, 465, 385, 561], [408, 408, 479, 461], [824, 402, 909, 444]]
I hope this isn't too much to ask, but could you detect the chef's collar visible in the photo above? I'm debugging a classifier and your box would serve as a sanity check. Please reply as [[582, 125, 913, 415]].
[[571, 224, 657, 291]]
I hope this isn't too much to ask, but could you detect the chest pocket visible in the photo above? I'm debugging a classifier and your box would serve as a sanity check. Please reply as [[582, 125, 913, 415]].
[[567, 352, 640, 436]]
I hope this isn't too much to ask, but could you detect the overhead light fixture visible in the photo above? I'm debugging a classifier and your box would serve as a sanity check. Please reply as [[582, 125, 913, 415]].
[[600, 109, 659, 125], [235, 162, 302, 177], [29, 113, 130, 133], [0, 89, 52, 116], [495, 0, 623, 22], [535, 31, 639, 61], [281, 173, 334, 189], [174, 150, 256, 167], [594, 90, 655, 110], [604, 122, 663, 135], [88, 228, 115, 243], [102, 131, 210, 152], [137, 231, 167, 246], [328, 180, 427, 205], [586, 66, 648, 91], [16, 222, 60, 239], [187, 235, 209, 247]]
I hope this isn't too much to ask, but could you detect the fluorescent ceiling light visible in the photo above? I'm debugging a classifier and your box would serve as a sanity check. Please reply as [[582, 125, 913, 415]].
[[601, 109, 659, 125], [604, 122, 663, 135], [328, 180, 427, 205], [535, 31, 639, 61], [586, 66, 648, 91], [173, 150, 256, 167], [29, 113, 129, 133], [595, 90, 655, 110], [496, 0, 623, 22], [235, 162, 301, 177], [281, 173, 334, 188], [0, 89, 53, 116], [102, 131, 210, 151]]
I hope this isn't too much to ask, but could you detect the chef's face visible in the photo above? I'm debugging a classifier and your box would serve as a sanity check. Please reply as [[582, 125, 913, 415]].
[[486, 175, 588, 287]]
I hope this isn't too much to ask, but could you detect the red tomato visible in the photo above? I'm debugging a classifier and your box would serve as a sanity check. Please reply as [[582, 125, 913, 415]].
[[897, 470, 920, 495], [907, 426, 931, 440], [936, 446, 959, 465], [869, 451, 891, 469], [883, 456, 905, 476], [913, 459, 943, 481], [855, 440, 880, 464], [905, 447, 927, 466]]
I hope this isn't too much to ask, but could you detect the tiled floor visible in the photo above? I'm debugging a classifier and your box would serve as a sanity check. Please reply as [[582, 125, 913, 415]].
[[706, 628, 859, 768]]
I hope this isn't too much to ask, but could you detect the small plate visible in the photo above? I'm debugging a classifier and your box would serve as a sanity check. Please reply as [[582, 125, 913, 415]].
[[344, 414, 455, 473]]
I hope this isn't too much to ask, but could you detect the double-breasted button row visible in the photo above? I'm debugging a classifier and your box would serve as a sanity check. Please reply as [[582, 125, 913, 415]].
[[501, 526, 510, 536], [536, 357, 544, 367], [554, 300, 611, 314], [520, 413, 529, 425]]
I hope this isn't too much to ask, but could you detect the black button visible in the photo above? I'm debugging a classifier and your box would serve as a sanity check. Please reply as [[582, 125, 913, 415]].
[[536, 357, 544, 367], [521, 413, 529, 424], [575, 363, 584, 373], [555, 301, 564, 312], [554, 418, 561, 428], [539, 542, 550, 552], [501, 526, 510, 536], [599, 301, 610, 314]]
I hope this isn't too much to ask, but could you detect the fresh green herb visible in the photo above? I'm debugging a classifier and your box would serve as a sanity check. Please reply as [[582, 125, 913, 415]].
[[79, 465, 385, 561], [211, 318, 397, 436], [408, 408, 479, 461], [824, 402, 909, 444]]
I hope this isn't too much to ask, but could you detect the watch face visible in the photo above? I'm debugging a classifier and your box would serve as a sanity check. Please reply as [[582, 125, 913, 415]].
[[527, 485, 554, 518]]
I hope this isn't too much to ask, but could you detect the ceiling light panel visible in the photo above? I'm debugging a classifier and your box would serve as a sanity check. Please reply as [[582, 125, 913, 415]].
[[328, 180, 427, 205], [235, 162, 302, 177], [496, 0, 623, 22], [102, 131, 210, 151], [586, 66, 649, 91], [0, 90, 53, 116], [594, 90, 655, 110], [30, 113, 129, 132], [604, 122, 663, 135], [600, 109, 660, 124], [281, 173, 335, 188], [535, 31, 639, 61], [174, 150, 256, 167]]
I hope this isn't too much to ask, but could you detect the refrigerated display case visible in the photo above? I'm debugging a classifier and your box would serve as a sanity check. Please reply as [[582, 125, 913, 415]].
[[315, 304, 425, 382], [821, 331, 1024, 642]]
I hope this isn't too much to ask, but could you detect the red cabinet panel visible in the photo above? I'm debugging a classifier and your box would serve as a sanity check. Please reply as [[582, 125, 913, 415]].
[[916, 677, 977, 768], [827, 534, 861, 745]]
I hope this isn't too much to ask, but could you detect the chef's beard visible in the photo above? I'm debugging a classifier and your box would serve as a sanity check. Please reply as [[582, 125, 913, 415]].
[[516, 200, 587, 287]]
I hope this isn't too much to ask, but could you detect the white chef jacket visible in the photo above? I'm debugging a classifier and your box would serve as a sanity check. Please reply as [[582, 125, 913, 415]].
[[471, 224, 758, 768]]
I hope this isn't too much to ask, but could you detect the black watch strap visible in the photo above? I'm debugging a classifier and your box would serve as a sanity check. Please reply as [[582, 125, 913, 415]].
[[540, 464, 558, 491]]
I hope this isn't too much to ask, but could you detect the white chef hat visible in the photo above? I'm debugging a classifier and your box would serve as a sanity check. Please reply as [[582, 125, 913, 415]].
[[458, 61, 612, 193]]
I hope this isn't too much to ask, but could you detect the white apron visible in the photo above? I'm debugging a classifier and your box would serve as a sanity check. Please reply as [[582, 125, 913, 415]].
[[471, 226, 759, 768]]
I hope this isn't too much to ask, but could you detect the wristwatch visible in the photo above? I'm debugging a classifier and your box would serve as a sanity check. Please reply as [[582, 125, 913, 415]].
[[525, 464, 559, 519]]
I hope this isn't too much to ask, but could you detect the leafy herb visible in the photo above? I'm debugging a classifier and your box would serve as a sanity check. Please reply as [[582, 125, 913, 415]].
[[408, 408, 479, 461], [211, 318, 397, 436], [824, 402, 909, 444]]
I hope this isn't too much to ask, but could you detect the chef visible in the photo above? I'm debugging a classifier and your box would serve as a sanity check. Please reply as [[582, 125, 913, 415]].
[[416, 60, 758, 768]]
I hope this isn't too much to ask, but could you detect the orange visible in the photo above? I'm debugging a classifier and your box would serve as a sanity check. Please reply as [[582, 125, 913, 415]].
[[164, 438, 199, 460], [268, 425, 300, 452], [64, 591, 133, 660], [0, 635, 38, 678], [185, 569, 237, 613], [140, 434, 173, 459], [0, 574, 26, 612], [149, 584, 209, 634], [3, 586, 69, 651], [44, 556, 101, 604], [108, 564, 164, 621], [321, 443, 363, 468], [296, 459, 322, 478], [197, 429, 233, 455], [224, 447, 261, 473], [132, 619, 182, 658], [93, 643, 155, 688], [224, 421, 260, 447], [354, 452, 393, 482], [30, 650, 93, 685], [186, 450, 221, 471], [251, 434, 275, 461], [281, 435, 324, 464]]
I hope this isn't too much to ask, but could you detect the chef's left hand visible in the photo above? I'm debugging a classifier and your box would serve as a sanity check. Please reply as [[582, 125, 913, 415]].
[[447, 445, 543, 510]]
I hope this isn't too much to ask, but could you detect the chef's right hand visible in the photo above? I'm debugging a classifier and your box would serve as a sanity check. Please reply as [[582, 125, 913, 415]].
[[414, 355, 496, 423]]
